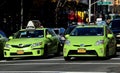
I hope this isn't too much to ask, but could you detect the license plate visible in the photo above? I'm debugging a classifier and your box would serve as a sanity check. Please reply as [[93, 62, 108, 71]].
[[77, 48, 86, 53], [17, 50, 24, 54]]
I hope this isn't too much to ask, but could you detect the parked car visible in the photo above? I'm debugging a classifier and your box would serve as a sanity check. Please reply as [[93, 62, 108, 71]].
[[0, 31, 8, 60], [63, 25, 116, 61], [4, 23, 61, 60], [109, 18, 120, 49]]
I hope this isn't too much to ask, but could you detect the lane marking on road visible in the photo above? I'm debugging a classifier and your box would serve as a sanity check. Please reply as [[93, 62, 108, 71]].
[[0, 59, 64, 62], [110, 58, 120, 60], [1, 62, 120, 65], [0, 57, 120, 63], [0, 71, 109, 73]]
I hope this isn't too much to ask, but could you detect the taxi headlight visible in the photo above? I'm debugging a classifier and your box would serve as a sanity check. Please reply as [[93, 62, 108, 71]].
[[5, 44, 11, 48], [95, 40, 104, 46], [65, 40, 70, 45], [32, 42, 42, 47]]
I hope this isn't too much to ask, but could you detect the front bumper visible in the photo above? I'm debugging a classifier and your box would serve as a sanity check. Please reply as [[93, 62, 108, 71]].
[[4, 47, 44, 58], [63, 45, 106, 57]]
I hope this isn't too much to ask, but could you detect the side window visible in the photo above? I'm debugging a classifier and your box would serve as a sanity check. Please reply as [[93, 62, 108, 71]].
[[46, 29, 56, 36], [107, 28, 112, 34], [46, 30, 51, 35], [50, 30, 56, 36]]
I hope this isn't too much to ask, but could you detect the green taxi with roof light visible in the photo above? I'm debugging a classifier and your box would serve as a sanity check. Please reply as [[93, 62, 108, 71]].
[[63, 25, 117, 61], [4, 22, 61, 59]]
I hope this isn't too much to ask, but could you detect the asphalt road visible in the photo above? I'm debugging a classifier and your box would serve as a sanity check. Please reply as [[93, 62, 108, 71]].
[[0, 51, 120, 73]]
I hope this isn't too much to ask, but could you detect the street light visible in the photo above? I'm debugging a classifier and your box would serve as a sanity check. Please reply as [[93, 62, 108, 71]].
[[88, 0, 91, 23], [88, 0, 102, 23], [21, 0, 23, 29]]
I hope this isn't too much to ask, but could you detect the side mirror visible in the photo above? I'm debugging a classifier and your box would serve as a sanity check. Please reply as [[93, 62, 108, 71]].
[[65, 34, 70, 39], [108, 34, 113, 39], [46, 34, 52, 38], [9, 36, 13, 40]]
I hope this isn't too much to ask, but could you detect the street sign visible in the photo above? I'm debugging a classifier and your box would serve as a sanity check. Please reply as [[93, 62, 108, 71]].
[[97, 1, 112, 5]]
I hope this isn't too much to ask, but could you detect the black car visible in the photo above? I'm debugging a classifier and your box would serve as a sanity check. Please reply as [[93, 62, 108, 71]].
[[109, 18, 120, 48]]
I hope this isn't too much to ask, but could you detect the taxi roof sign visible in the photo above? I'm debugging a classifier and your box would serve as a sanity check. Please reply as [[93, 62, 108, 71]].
[[26, 21, 35, 29], [96, 18, 102, 22]]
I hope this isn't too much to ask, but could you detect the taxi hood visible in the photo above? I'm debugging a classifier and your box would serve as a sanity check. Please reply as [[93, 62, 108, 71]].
[[67, 36, 104, 45], [6, 38, 44, 45]]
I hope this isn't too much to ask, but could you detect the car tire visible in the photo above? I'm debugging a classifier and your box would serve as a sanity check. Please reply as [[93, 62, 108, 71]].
[[104, 46, 110, 59], [0, 50, 4, 60], [64, 57, 71, 61], [112, 45, 117, 57], [54, 43, 61, 56], [43, 45, 48, 58], [0, 43, 4, 60]]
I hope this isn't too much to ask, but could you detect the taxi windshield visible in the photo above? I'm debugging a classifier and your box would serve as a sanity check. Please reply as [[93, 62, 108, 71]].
[[15, 30, 44, 38], [70, 27, 104, 36]]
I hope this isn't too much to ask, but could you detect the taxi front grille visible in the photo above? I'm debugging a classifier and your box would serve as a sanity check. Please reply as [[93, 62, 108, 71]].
[[73, 45, 92, 47], [11, 45, 31, 48], [68, 50, 97, 55], [10, 52, 32, 55]]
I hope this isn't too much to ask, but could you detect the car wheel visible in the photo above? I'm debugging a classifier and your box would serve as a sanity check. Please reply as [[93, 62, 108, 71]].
[[64, 57, 71, 61], [0, 44, 4, 60], [0, 50, 4, 60], [112, 46, 117, 57], [54, 43, 61, 56], [105, 46, 109, 59], [43, 45, 48, 58]]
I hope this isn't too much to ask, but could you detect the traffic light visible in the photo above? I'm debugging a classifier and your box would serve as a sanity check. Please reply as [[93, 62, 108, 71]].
[[114, 0, 119, 5]]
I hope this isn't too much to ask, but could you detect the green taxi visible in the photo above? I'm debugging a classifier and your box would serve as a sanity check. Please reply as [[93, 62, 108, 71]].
[[63, 25, 117, 61], [4, 27, 61, 59]]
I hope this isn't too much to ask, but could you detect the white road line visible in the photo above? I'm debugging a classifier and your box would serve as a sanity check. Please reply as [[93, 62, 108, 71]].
[[110, 58, 120, 60], [0, 71, 108, 73], [0, 57, 120, 63], [0, 59, 64, 62], [1, 62, 120, 65]]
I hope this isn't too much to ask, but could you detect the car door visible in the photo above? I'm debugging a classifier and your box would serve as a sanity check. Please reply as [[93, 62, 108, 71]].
[[0, 34, 7, 59], [45, 29, 53, 52], [47, 29, 59, 52], [45, 29, 58, 53], [106, 27, 116, 55]]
